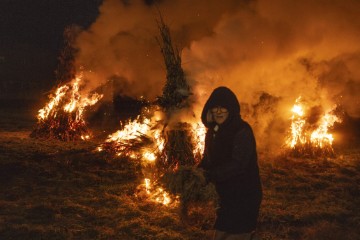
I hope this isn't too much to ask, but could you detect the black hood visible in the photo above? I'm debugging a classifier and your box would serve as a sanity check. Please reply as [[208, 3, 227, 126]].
[[201, 86, 241, 128]]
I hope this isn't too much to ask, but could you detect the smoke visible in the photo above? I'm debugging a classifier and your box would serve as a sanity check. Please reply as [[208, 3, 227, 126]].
[[75, 0, 241, 99], [74, 0, 360, 151]]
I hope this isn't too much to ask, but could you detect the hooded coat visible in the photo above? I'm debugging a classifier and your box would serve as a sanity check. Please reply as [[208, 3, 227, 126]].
[[199, 86, 262, 234]]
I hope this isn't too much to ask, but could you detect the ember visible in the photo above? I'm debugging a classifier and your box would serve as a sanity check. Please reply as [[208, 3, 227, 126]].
[[285, 97, 341, 157], [31, 73, 103, 141]]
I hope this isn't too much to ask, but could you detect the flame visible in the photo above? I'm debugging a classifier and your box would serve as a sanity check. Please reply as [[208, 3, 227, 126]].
[[153, 129, 165, 152], [190, 122, 206, 157], [310, 113, 339, 148], [38, 85, 69, 120], [33, 72, 103, 141], [99, 114, 174, 205], [286, 96, 341, 155], [143, 178, 172, 205], [144, 178, 151, 194], [143, 151, 156, 162], [107, 117, 150, 143], [105, 116, 151, 157], [287, 97, 307, 148], [81, 135, 90, 140], [99, 108, 206, 206], [37, 73, 103, 122]]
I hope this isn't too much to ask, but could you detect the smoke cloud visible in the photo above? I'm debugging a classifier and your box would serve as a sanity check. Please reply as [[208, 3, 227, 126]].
[[74, 0, 360, 151]]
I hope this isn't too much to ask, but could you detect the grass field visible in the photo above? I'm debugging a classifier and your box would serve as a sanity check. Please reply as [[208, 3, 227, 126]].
[[0, 100, 359, 239]]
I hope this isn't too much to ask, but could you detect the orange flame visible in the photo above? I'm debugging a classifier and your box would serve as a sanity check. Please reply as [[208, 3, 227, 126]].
[[37, 73, 103, 122], [310, 113, 339, 148], [190, 122, 206, 158], [286, 96, 340, 153], [143, 178, 172, 206], [100, 108, 206, 206], [287, 97, 307, 148]]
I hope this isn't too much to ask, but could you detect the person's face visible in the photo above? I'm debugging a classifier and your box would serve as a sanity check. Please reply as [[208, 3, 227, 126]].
[[211, 106, 229, 125]]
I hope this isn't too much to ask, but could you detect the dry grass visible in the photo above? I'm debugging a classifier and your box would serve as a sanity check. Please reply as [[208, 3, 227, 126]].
[[0, 101, 359, 239], [258, 150, 360, 240]]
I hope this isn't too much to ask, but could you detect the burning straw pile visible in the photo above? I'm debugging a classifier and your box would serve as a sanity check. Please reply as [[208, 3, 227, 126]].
[[31, 74, 102, 141], [284, 97, 341, 158], [31, 26, 103, 141]]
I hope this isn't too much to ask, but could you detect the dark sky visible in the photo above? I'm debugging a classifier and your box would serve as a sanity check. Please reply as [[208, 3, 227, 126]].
[[0, 0, 102, 99]]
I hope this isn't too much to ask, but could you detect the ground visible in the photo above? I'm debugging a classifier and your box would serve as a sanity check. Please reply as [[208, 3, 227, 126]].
[[0, 100, 359, 240]]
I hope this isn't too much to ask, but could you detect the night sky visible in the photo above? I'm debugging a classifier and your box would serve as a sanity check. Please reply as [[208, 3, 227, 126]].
[[0, 0, 102, 99]]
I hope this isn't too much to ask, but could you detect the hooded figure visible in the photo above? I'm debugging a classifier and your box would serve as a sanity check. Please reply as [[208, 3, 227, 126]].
[[199, 86, 262, 238]]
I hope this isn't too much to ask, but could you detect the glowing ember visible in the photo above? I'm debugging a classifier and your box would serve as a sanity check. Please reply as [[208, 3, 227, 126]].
[[285, 96, 341, 157]]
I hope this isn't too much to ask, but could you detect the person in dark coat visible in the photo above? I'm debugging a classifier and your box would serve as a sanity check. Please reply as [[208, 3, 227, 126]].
[[198, 86, 262, 240]]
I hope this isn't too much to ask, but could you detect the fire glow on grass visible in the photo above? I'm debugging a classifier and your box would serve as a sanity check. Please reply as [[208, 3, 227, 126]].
[[32, 72, 103, 141], [285, 96, 341, 157], [99, 108, 206, 206]]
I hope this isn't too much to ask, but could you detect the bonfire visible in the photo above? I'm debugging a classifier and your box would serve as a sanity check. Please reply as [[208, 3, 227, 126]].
[[31, 73, 103, 141], [98, 106, 207, 206], [285, 96, 341, 157], [98, 18, 212, 211]]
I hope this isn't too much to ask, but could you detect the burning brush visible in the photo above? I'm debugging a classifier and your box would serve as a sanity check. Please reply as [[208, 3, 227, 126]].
[[285, 96, 341, 158], [31, 73, 103, 141], [98, 18, 215, 219], [97, 106, 208, 206]]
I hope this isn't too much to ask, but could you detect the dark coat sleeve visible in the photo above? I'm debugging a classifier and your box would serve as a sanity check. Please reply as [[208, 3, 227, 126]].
[[212, 125, 256, 183], [197, 137, 211, 171], [198, 152, 209, 170]]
